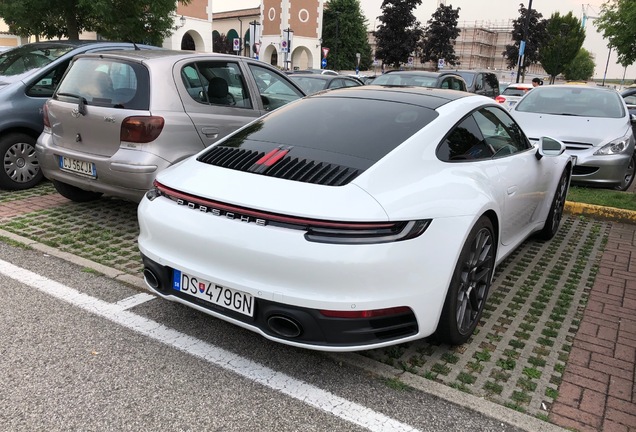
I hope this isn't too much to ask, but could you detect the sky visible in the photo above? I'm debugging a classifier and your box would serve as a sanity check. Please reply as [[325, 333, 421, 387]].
[[213, 0, 635, 81]]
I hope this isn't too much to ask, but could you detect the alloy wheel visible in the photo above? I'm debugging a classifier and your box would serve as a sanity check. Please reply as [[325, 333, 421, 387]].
[[455, 227, 494, 334]]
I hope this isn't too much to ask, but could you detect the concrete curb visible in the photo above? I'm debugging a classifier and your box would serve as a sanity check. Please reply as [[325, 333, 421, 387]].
[[565, 200, 636, 223]]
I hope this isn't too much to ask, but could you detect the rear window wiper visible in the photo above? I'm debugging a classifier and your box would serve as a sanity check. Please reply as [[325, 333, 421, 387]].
[[56, 92, 88, 115]]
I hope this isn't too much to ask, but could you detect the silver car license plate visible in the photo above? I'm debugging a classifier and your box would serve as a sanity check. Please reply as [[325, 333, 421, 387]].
[[59, 156, 96, 178]]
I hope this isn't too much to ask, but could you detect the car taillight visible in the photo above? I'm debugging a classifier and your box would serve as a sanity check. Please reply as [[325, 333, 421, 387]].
[[319, 306, 412, 318], [42, 103, 50, 128], [495, 96, 506, 103], [121, 116, 164, 143]]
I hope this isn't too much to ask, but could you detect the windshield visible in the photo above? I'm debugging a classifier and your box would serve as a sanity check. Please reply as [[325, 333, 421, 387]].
[[502, 87, 531, 97], [515, 87, 625, 118], [372, 73, 438, 87], [290, 76, 327, 94], [0, 44, 74, 76]]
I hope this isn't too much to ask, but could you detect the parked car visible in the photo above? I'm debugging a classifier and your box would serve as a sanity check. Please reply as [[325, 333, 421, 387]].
[[0, 40, 159, 191], [289, 74, 363, 94], [453, 70, 500, 98], [370, 71, 467, 91], [621, 86, 636, 137], [36, 50, 306, 203], [348, 74, 376, 84], [495, 83, 534, 110], [137, 86, 572, 351], [511, 85, 635, 191], [287, 68, 338, 76]]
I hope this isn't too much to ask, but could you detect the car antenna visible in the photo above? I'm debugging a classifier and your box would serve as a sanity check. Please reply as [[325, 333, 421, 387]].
[[129, 40, 140, 50]]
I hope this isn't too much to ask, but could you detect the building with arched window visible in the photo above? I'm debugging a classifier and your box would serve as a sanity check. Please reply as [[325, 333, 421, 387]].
[[213, 1, 324, 71], [162, 0, 213, 52]]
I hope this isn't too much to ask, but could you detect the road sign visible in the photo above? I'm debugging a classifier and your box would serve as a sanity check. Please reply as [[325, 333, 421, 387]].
[[321, 58, 327, 68], [322, 47, 330, 58], [438, 58, 445, 69], [408, 56, 414, 66], [281, 39, 288, 53], [233, 38, 240, 52]]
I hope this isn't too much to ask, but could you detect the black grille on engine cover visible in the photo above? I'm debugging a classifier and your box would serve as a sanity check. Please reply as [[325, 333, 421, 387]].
[[197, 146, 360, 186]]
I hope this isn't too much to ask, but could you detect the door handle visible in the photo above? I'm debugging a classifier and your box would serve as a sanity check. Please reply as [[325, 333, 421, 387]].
[[201, 127, 219, 139]]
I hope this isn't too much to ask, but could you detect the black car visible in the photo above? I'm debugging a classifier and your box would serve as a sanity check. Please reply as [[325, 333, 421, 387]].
[[0, 40, 158, 190], [453, 70, 500, 98], [370, 70, 467, 91], [289, 74, 363, 95]]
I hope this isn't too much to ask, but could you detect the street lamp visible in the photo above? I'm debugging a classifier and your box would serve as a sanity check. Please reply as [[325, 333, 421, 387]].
[[283, 28, 293, 70], [335, 11, 341, 71]]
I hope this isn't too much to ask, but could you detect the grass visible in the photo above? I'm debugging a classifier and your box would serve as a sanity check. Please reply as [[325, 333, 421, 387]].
[[567, 186, 636, 211]]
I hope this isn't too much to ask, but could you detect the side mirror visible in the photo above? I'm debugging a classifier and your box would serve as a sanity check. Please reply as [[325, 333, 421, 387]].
[[630, 113, 636, 124], [536, 136, 566, 160]]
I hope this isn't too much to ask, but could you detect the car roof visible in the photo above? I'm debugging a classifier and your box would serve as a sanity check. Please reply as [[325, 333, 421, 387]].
[[383, 70, 461, 78], [15, 40, 153, 50], [506, 83, 534, 89], [312, 85, 474, 109], [72, 49, 241, 63]]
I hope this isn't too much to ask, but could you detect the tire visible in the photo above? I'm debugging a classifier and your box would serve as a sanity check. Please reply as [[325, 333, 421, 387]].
[[614, 153, 635, 192], [0, 133, 43, 190], [536, 168, 570, 241], [434, 216, 495, 345], [53, 180, 103, 202]]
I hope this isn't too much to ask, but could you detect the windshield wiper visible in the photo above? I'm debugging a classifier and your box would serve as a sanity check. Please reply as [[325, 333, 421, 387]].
[[56, 92, 88, 115]]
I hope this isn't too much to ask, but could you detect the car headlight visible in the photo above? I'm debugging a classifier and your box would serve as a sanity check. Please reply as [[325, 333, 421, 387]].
[[594, 134, 632, 156]]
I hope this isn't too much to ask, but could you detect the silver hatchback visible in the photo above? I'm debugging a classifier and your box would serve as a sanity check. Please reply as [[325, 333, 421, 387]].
[[36, 50, 305, 202]]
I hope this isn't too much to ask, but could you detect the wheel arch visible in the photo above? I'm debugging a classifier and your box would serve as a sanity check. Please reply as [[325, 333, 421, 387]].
[[0, 125, 41, 141]]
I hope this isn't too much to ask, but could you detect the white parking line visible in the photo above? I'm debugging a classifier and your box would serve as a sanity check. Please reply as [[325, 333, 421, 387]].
[[114, 292, 156, 310], [0, 259, 419, 432]]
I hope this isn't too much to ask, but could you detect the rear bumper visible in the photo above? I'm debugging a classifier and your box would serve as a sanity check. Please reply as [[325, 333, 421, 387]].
[[141, 253, 420, 350], [36, 133, 172, 202]]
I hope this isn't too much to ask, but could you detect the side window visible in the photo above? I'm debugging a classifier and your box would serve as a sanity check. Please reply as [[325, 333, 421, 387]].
[[474, 74, 484, 91], [327, 78, 345, 89], [441, 78, 451, 89], [451, 78, 463, 91], [342, 79, 359, 88], [247, 64, 303, 111], [624, 95, 636, 105], [182, 61, 252, 108], [437, 115, 492, 162], [484, 74, 499, 96], [26, 59, 71, 98], [473, 107, 530, 157]]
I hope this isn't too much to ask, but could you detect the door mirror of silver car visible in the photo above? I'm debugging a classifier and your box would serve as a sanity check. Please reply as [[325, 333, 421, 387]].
[[630, 113, 636, 124], [536, 136, 566, 160]]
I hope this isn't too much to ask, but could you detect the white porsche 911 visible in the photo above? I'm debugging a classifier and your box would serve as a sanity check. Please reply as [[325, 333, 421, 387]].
[[137, 86, 573, 352]]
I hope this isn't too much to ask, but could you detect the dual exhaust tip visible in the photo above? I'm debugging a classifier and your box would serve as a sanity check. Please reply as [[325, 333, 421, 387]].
[[143, 267, 303, 339]]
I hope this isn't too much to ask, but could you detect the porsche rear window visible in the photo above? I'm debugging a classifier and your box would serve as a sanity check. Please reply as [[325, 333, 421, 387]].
[[217, 96, 438, 162]]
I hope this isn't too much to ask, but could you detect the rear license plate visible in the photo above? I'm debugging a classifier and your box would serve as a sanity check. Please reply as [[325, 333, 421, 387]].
[[59, 156, 96, 178], [172, 269, 254, 317]]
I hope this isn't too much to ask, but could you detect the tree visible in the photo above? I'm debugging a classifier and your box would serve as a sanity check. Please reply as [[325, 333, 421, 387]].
[[322, 0, 372, 71], [503, 3, 547, 79], [374, 0, 423, 69], [596, 0, 636, 68], [539, 12, 585, 84], [419, 4, 460, 70], [563, 48, 595, 81], [213, 33, 233, 54], [0, 0, 189, 45]]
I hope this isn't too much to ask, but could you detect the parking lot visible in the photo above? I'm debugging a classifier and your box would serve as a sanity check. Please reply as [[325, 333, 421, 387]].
[[0, 181, 634, 431]]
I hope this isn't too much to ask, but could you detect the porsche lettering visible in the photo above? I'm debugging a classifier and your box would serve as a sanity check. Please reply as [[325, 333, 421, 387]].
[[176, 199, 266, 226]]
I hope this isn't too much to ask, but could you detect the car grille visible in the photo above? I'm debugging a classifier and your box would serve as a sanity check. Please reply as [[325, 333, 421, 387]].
[[198, 146, 360, 186], [562, 141, 594, 151], [572, 166, 598, 175]]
